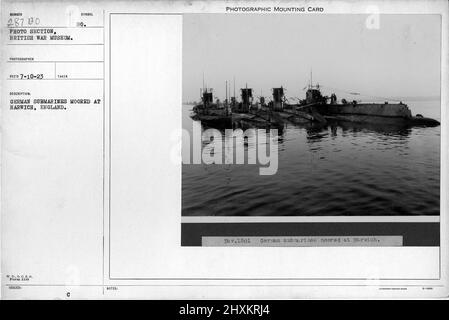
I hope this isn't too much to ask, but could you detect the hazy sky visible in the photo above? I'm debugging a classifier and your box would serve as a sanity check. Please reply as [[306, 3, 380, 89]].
[[183, 14, 440, 102]]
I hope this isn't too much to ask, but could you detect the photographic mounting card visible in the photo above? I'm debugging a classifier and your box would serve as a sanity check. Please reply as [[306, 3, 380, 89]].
[[1, 0, 448, 299]]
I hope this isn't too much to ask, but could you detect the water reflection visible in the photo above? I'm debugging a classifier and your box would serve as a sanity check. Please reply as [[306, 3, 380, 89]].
[[182, 106, 439, 216], [200, 117, 285, 138], [334, 120, 412, 137]]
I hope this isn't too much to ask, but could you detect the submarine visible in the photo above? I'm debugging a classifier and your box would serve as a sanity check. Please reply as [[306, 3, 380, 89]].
[[302, 83, 440, 127], [191, 78, 440, 129]]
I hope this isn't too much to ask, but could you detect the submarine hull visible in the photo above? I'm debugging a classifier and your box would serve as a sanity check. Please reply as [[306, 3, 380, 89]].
[[316, 103, 440, 127], [318, 103, 411, 117], [323, 114, 440, 127]]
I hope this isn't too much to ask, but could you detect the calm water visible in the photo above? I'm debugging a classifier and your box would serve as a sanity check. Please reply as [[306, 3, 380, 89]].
[[182, 100, 440, 216]]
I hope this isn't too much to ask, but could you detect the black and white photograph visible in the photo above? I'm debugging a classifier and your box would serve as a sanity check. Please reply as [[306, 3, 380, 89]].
[[183, 13, 440, 216], [181, 13, 441, 247]]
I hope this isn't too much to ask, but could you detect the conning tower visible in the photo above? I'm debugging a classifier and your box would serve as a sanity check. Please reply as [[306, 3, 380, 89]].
[[201, 88, 213, 108], [240, 86, 253, 112], [272, 87, 285, 110], [305, 70, 326, 105]]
